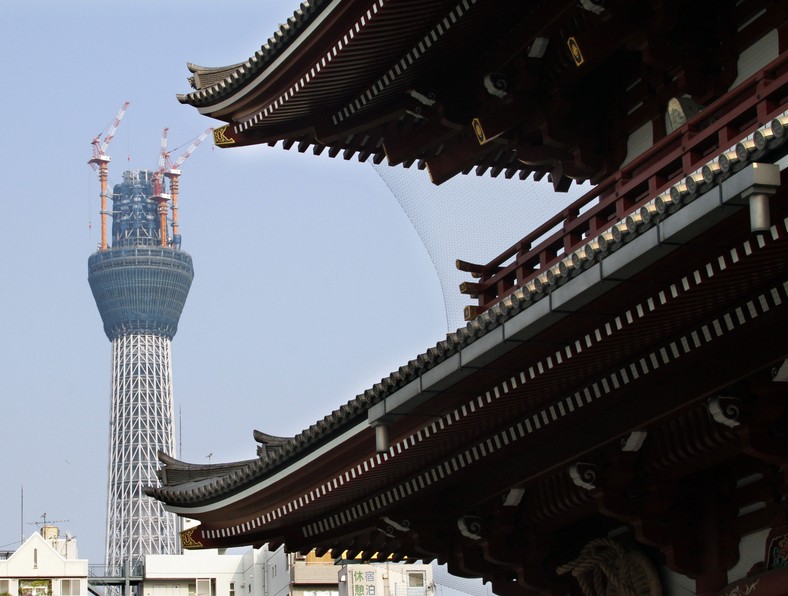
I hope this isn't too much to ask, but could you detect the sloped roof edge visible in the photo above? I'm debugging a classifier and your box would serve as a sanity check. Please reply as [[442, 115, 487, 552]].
[[147, 127, 788, 506], [177, 0, 330, 107]]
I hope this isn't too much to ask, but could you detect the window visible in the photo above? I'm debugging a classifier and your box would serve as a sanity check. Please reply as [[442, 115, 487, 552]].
[[196, 578, 212, 596], [407, 572, 425, 588], [229, 581, 235, 596], [406, 572, 427, 596], [61, 579, 81, 596], [20, 579, 52, 596], [0, 580, 9, 594]]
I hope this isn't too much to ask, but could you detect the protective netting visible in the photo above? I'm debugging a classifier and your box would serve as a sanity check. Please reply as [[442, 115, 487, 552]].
[[432, 564, 494, 596], [111, 170, 164, 247], [372, 164, 588, 332]]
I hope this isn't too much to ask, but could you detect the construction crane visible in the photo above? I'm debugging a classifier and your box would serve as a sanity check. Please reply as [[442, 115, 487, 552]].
[[88, 101, 129, 251], [162, 127, 212, 245], [150, 127, 172, 247]]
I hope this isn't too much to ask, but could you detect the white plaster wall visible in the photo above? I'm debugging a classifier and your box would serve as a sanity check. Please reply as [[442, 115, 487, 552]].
[[729, 29, 779, 90], [622, 121, 653, 166], [338, 562, 433, 596], [0, 534, 87, 579], [145, 551, 245, 577], [143, 545, 290, 596]]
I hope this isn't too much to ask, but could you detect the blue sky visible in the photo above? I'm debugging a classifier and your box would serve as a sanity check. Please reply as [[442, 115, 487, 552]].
[[0, 0, 581, 565]]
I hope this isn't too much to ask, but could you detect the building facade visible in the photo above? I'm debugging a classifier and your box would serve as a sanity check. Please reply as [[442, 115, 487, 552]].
[[0, 529, 88, 596], [88, 169, 194, 571], [143, 544, 341, 596], [337, 562, 432, 596]]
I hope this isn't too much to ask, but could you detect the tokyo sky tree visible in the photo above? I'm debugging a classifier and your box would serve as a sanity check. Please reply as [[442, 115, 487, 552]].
[[88, 169, 193, 571]]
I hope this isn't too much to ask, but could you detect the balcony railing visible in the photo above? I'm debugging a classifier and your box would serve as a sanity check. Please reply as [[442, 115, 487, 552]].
[[459, 51, 788, 319], [87, 562, 144, 585]]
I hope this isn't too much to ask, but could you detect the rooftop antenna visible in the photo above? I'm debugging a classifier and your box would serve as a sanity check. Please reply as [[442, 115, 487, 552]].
[[28, 513, 69, 536]]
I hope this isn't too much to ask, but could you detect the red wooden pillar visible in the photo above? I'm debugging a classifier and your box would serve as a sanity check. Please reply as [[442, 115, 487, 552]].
[[694, 475, 739, 596]]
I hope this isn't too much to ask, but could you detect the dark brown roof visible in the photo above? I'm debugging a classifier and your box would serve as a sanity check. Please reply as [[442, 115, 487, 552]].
[[181, 0, 329, 104], [157, 2, 788, 590], [186, 62, 247, 91], [148, 111, 788, 507], [148, 148, 788, 589], [176, 0, 779, 188]]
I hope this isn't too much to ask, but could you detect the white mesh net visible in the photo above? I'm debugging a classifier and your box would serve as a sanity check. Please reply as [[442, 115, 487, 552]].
[[432, 563, 494, 596], [372, 164, 588, 332]]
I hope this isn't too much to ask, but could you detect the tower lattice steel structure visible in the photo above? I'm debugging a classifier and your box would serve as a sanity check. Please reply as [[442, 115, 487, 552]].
[[88, 169, 194, 571]]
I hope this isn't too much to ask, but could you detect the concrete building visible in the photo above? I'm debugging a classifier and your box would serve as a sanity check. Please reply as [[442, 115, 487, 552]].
[[0, 527, 88, 596], [0, 526, 425, 596], [142, 546, 342, 596], [143, 546, 285, 596], [337, 562, 433, 596]]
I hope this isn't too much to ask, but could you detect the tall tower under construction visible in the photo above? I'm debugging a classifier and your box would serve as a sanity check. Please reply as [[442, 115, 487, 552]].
[[88, 167, 194, 570]]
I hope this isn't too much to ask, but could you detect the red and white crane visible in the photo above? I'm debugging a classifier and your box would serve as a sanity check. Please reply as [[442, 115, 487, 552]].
[[150, 127, 172, 247], [88, 101, 129, 251], [162, 127, 212, 241]]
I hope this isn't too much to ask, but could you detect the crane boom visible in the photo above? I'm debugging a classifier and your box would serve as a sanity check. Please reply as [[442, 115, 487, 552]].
[[158, 127, 169, 172], [88, 101, 130, 251], [100, 102, 129, 154], [169, 128, 212, 171], [163, 127, 212, 244]]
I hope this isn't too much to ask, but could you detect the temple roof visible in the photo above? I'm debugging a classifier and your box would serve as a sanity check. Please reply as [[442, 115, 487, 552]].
[[176, 0, 779, 189], [181, 0, 327, 103], [154, 1, 788, 591], [149, 113, 788, 509]]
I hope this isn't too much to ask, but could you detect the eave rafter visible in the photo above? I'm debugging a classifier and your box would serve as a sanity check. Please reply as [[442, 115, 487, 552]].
[[184, 258, 788, 588], [171, 199, 788, 546], [191, 0, 782, 192], [162, 2, 788, 591]]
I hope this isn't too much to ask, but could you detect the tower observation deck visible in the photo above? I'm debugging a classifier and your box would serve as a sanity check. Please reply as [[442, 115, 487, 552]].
[[88, 169, 193, 572]]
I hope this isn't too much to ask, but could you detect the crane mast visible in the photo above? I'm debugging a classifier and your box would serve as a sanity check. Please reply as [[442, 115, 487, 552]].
[[88, 101, 129, 251], [151, 128, 172, 247], [163, 128, 212, 243], [89, 110, 209, 250]]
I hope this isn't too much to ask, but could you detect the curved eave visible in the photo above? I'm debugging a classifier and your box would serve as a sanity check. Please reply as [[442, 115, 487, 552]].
[[178, 0, 783, 191], [147, 391, 378, 508], [156, 452, 261, 487], [150, 140, 788, 520], [175, 212, 788, 553], [179, 0, 505, 126], [166, 190, 788, 547], [186, 61, 248, 91], [177, 0, 339, 115], [226, 0, 492, 133], [149, 417, 372, 519]]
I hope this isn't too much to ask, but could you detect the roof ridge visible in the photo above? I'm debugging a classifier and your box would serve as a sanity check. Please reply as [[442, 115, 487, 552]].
[[177, 0, 328, 107]]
